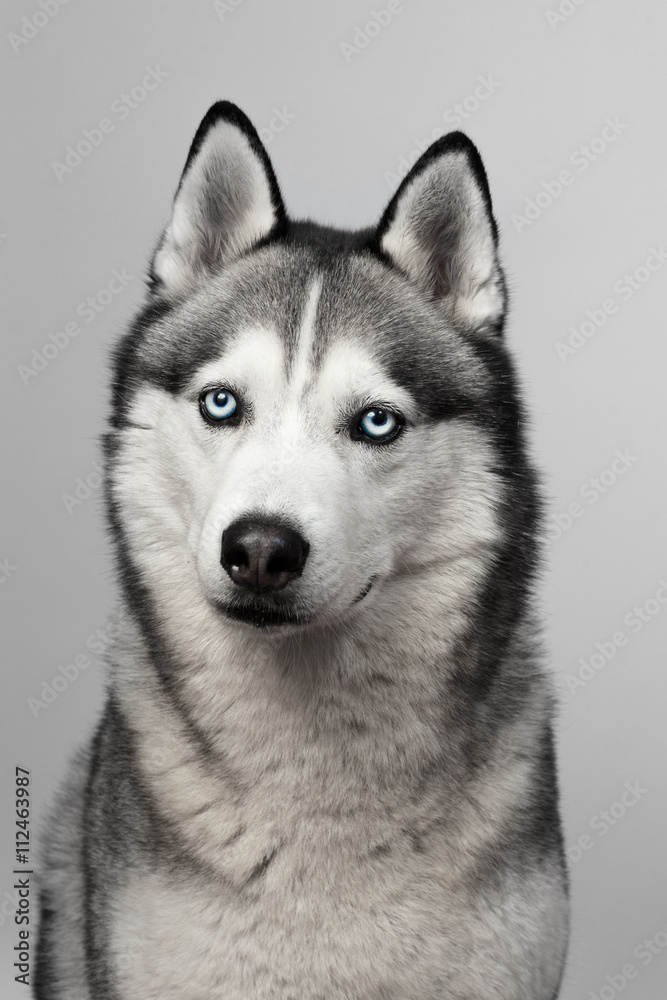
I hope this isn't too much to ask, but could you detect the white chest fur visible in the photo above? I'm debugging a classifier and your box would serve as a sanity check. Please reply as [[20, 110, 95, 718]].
[[108, 621, 557, 1000], [110, 830, 455, 1000]]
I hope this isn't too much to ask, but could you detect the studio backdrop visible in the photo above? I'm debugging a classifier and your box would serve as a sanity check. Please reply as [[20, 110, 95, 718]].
[[1, 1, 666, 997]]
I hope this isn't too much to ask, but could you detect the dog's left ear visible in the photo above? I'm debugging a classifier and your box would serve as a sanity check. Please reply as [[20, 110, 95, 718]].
[[376, 133, 506, 336], [150, 101, 286, 300]]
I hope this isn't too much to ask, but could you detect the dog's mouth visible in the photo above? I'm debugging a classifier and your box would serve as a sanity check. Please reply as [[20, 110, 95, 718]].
[[352, 575, 376, 604], [219, 602, 309, 629], [217, 577, 377, 629]]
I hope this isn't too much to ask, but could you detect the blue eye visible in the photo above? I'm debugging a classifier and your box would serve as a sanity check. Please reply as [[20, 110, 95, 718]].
[[355, 407, 402, 443], [201, 388, 238, 423]]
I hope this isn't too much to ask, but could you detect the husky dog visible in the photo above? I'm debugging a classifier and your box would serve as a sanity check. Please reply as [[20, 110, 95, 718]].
[[36, 102, 569, 999]]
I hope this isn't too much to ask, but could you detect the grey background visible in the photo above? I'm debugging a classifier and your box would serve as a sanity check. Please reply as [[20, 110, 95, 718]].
[[1, 0, 666, 996]]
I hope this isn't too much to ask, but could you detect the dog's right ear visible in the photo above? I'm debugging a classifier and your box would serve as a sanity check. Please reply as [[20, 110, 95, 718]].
[[150, 102, 286, 301]]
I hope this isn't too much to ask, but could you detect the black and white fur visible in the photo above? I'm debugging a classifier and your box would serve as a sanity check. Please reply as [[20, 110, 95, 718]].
[[36, 102, 569, 999]]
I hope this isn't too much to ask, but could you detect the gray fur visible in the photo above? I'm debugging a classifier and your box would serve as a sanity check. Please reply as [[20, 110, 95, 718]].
[[36, 102, 569, 999]]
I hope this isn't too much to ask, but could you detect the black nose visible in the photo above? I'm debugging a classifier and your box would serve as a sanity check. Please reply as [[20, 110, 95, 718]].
[[221, 518, 310, 592]]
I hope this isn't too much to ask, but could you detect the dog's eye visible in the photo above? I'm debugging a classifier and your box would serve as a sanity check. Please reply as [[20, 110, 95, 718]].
[[353, 407, 402, 444], [200, 388, 238, 423]]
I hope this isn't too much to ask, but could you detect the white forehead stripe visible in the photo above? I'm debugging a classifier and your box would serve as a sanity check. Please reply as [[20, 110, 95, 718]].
[[289, 277, 322, 395]]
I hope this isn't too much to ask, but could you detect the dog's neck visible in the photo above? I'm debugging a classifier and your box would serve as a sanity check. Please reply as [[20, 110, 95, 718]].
[[114, 583, 455, 773], [110, 557, 528, 884], [110, 606, 440, 885]]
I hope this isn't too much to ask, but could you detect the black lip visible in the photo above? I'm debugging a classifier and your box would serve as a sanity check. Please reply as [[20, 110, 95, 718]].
[[352, 576, 376, 604], [217, 577, 377, 630], [217, 601, 308, 629]]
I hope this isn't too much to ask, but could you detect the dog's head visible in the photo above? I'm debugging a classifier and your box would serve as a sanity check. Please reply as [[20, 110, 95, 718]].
[[107, 102, 538, 659]]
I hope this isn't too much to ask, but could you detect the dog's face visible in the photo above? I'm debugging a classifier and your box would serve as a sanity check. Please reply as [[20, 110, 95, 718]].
[[108, 103, 534, 647]]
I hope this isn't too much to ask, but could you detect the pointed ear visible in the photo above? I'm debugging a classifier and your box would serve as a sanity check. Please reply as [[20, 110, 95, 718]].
[[375, 133, 506, 336], [150, 102, 286, 300]]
